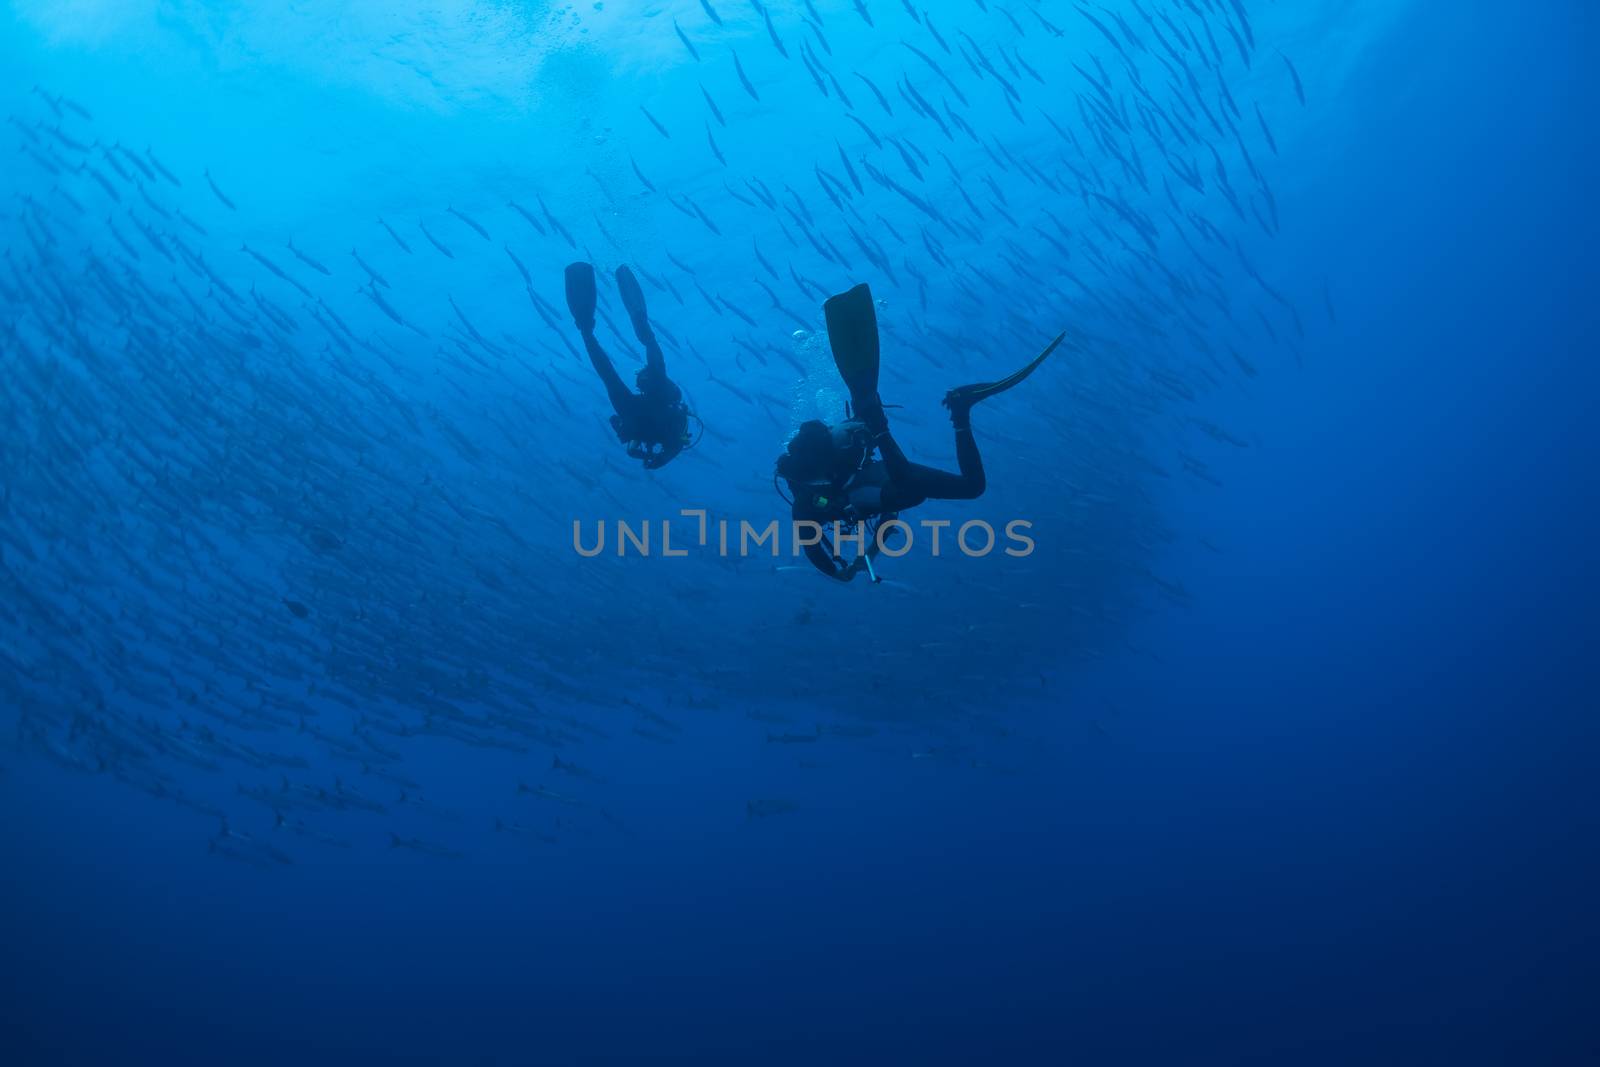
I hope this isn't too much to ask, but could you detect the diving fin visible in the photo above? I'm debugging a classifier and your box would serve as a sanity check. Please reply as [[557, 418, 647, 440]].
[[615, 265, 648, 323], [823, 283, 881, 409], [564, 261, 596, 332], [944, 331, 1067, 422], [615, 264, 655, 344]]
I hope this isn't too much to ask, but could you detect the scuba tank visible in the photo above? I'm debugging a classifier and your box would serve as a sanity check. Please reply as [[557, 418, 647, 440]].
[[827, 418, 872, 475]]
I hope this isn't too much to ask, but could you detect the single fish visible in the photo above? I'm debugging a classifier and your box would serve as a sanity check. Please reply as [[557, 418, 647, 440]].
[[673, 19, 701, 62], [854, 71, 892, 115], [1281, 52, 1306, 105], [639, 105, 671, 139], [350, 247, 389, 288], [378, 217, 413, 253], [732, 51, 761, 101], [507, 199, 547, 235], [203, 168, 235, 210], [146, 147, 182, 187], [418, 220, 454, 258], [747, 798, 799, 818], [59, 94, 93, 122], [388, 834, 462, 860], [503, 245, 531, 287], [286, 238, 332, 276], [627, 157, 657, 194], [700, 83, 726, 126], [446, 204, 490, 240], [760, 7, 788, 58]]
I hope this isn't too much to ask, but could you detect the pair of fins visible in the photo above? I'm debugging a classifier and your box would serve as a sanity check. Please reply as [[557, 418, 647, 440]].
[[823, 282, 1065, 418], [564, 261, 647, 333]]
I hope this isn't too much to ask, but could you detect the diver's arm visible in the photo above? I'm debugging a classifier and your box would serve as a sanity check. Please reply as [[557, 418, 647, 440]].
[[801, 538, 859, 581], [793, 503, 857, 581]]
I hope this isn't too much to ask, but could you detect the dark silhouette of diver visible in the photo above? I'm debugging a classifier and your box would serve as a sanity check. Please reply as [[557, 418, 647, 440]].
[[565, 262, 696, 469], [776, 283, 1063, 582]]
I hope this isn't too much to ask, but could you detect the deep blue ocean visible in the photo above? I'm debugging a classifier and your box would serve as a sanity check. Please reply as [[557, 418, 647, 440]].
[[1, 1, 1594, 1064]]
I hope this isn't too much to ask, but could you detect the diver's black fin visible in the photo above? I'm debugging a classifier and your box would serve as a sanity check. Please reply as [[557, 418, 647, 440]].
[[823, 283, 881, 409], [564, 261, 596, 332], [615, 265, 647, 322], [615, 264, 654, 346], [944, 331, 1066, 419]]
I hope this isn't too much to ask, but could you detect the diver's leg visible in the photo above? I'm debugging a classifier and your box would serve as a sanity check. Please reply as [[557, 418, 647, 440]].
[[875, 430, 916, 484], [946, 423, 987, 499], [615, 266, 666, 376], [883, 425, 986, 505], [897, 455, 985, 501], [581, 330, 635, 415], [641, 327, 666, 378], [569, 262, 636, 414]]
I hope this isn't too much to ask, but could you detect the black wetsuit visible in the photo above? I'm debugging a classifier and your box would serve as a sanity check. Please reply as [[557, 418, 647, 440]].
[[580, 320, 688, 470], [790, 415, 985, 580], [782, 280, 1061, 582]]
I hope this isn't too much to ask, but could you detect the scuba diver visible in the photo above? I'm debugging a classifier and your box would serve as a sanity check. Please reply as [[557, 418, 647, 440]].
[[564, 261, 697, 469], [776, 282, 1064, 582]]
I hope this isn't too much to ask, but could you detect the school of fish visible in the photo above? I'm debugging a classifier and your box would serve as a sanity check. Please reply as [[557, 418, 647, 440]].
[[0, 0, 1321, 861]]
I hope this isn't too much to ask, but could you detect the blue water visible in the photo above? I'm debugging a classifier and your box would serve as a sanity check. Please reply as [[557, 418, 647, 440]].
[[2, 1, 1594, 1064]]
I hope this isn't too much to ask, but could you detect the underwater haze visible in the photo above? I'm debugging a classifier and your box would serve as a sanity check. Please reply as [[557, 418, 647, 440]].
[[1, 1, 1595, 1064]]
